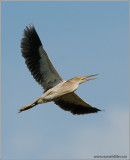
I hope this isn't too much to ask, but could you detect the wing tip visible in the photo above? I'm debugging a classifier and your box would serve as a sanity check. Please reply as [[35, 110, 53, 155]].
[[21, 24, 34, 37], [55, 99, 102, 115], [72, 107, 101, 115], [21, 24, 42, 53], [25, 24, 35, 32], [21, 24, 41, 42]]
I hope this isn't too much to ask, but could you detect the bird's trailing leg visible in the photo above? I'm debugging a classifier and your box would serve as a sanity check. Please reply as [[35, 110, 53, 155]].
[[18, 97, 41, 113]]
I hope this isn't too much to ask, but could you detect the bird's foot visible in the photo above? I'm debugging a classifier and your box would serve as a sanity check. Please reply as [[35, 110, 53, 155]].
[[18, 104, 31, 113], [18, 97, 40, 113]]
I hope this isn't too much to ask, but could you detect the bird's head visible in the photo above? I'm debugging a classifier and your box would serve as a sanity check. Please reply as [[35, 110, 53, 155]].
[[76, 74, 98, 84], [68, 74, 98, 87]]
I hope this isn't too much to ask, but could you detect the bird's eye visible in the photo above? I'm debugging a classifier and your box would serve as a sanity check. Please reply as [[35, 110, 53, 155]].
[[78, 77, 81, 80]]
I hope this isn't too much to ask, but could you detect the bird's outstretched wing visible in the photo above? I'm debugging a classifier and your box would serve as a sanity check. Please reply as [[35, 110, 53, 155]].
[[55, 93, 101, 115], [21, 24, 63, 91]]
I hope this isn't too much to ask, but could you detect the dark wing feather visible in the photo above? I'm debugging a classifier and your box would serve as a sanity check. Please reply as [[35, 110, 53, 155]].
[[21, 24, 63, 91], [55, 93, 101, 115]]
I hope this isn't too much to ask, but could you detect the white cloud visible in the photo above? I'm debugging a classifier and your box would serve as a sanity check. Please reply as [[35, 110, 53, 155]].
[[7, 106, 129, 159], [49, 106, 129, 159]]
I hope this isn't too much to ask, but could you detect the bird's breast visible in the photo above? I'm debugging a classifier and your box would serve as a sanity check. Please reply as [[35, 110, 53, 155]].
[[41, 81, 79, 101]]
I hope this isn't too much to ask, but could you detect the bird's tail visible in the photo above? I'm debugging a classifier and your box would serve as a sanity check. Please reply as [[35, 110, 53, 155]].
[[18, 98, 40, 113]]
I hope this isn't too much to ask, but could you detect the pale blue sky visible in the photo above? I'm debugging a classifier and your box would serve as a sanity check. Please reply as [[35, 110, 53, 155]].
[[1, 1, 129, 159]]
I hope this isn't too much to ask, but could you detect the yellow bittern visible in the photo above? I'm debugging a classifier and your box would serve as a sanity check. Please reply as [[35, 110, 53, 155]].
[[19, 24, 101, 115]]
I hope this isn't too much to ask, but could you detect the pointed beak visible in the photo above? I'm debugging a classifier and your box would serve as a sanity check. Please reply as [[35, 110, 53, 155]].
[[81, 74, 99, 82]]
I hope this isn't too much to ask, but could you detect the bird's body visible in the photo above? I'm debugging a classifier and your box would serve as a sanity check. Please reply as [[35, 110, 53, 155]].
[[38, 81, 68, 103], [19, 24, 101, 115]]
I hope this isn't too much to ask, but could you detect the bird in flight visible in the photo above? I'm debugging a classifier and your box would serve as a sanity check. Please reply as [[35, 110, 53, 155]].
[[19, 24, 101, 115]]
